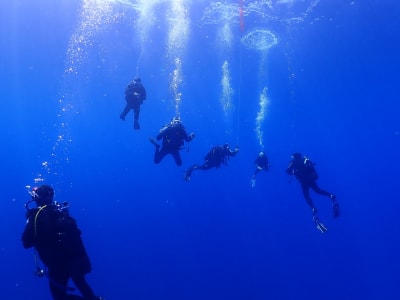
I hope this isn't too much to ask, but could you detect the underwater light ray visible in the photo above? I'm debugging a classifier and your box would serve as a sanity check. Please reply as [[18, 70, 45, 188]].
[[33, 0, 118, 188]]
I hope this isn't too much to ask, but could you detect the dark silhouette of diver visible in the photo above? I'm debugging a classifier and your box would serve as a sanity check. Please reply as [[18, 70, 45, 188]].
[[120, 77, 146, 130], [184, 144, 239, 181], [251, 151, 270, 187], [286, 153, 340, 233], [22, 185, 103, 300], [149, 117, 195, 166]]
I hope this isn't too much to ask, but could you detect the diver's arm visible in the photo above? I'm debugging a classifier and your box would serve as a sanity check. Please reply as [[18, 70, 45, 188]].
[[156, 126, 168, 140], [286, 161, 295, 175], [229, 147, 239, 156], [22, 220, 35, 249]]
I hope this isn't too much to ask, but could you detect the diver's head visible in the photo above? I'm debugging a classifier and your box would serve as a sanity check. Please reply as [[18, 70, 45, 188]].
[[171, 116, 181, 125], [134, 76, 141, 82], [32, 185, 54, 206], [291, 152, 302, 160], [223, 143, 229, 149], [259, 151, 265, 157]]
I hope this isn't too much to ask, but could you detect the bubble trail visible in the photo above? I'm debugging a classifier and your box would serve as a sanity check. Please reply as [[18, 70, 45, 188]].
[[255, 87, 270, 150], [171, 57, 183, 117], [33, 0, 116, 188], [220, 60, 234, 113], [167, 0, 190, 116]]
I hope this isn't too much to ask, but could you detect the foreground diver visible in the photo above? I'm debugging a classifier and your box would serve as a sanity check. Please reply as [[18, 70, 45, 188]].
[[286, 153, 340, 233], [22, 185, 103, 300], [250, 151, 270, 188], [149, 117, 195, 166], [120, 76, 146, 130], [184, 144, 239, 181]]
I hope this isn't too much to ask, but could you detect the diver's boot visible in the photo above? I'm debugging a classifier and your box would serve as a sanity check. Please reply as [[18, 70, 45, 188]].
[[134, 120, 140, 130]]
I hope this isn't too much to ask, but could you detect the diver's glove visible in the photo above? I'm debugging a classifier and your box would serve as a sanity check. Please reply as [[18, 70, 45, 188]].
[[312, 208, 327, 234], [332, 200, 340, 218]]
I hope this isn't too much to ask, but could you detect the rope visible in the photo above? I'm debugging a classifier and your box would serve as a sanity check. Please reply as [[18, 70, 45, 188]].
[[236, 0, 245, 147], [236, 44, 243, 147]]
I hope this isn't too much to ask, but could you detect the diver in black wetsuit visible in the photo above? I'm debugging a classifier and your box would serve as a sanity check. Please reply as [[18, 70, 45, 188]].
[[184, 144, 239, 181], [149, 117, 195, 166], [250, 151, 270, 187], [286, 153, 340, 233], [22, 185, 103, 300], [120, 77, 146, 130]]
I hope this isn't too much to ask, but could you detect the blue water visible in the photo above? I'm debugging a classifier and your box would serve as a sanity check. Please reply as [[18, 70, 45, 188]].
[[1, 1, 400, 299]]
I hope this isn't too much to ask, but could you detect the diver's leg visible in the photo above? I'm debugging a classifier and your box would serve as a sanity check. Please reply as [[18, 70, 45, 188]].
[[120, 103, 131, 121], [301, 182, 328, 232], [171, 150, 182, 166], [301, 182, 315, 210], [310, 181, 340, 217], [48, 267, 70, 300], [70, 272, 97, 300], [184, 164, 198, 181], [133, 106, 140, 129], [309, 181, 331, 197], [196, 161, 213, 171], [251, 169, 260, 187], [154, 146, 167, 164]]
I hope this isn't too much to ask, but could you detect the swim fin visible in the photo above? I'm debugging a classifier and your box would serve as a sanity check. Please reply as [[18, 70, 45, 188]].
[[313, 211, 328, 234], [250, 178, 256, 188]]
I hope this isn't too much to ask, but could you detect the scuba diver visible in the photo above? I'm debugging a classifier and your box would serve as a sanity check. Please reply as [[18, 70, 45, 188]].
[[286, 153, 340, 234], [120, 76, 147, 130], [250, 151, 270, 188], [22, 184, 103, 300], [149, 117, 195, 166], [184, 144, 239, 181]]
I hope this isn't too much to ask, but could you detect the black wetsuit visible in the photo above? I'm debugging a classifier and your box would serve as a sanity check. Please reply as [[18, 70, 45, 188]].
[[286, 156, 332, 210], [120, 80, 146, 129], [153, 122, 193, 166], [185, 145, 238, 180], [22, 204, 99, 300], [197, 146, 238, 170], [253, 155, 269, 177]]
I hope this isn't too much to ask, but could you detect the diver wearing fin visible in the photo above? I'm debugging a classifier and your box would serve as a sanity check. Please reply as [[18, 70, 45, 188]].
[[120, 76, 147, 130], [250, 151, 270, 188], [286, 153, 340, 233], [184, 144, 239, 182], [149, 117, 195, 166]]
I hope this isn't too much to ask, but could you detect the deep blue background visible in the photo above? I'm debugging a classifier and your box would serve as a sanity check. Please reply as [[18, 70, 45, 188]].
[[1, 1, 399, 299]]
